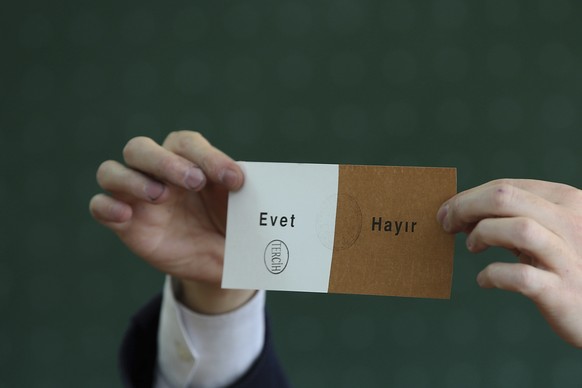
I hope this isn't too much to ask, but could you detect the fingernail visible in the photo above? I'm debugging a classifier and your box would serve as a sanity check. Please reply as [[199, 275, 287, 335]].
[[437, 203, 448, 225], [145, 182, 165, 201], [219, 168, 240, 188], [185, 167, 206, 190]]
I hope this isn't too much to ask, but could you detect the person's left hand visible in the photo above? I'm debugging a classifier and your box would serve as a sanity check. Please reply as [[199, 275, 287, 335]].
[[89, 131, 253, 314], [437, 179, 582, 348]]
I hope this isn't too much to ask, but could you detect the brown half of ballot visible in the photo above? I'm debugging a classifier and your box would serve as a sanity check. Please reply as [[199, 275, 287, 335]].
[[328, 165, 457, 299]]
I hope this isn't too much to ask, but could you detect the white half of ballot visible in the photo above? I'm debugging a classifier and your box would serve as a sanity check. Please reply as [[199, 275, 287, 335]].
[[222, 162, 339, 293]]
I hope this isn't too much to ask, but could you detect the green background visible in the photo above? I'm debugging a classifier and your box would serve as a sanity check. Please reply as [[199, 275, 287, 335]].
[[3, 0, 582, 386]]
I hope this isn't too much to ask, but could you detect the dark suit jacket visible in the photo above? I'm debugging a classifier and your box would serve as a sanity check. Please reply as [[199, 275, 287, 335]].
[[119, 294, 290, 388]]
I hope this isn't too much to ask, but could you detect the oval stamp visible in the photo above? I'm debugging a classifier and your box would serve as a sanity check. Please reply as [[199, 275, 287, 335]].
[[264, 239, 289, 274]]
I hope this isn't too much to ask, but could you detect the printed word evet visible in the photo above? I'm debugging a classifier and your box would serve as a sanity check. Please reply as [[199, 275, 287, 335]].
[[259, 212, 296, 227], [371, 217, 417, 235]]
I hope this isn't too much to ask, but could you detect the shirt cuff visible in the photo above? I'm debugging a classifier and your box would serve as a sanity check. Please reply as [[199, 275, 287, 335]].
[[155, 276, 265, 388]]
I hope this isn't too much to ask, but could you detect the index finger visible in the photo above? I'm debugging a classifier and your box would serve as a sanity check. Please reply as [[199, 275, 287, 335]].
[[449, 179, 574, 206], [439, 179, 563, 234], [122, 136, 208, 191], [162, 131, 244, 190]]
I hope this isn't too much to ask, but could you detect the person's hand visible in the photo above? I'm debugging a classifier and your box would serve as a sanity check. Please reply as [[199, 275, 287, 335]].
[[89, 131, 254, 314], [437, 179, 582, 347]]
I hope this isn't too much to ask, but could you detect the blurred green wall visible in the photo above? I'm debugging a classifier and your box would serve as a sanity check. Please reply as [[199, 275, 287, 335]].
[[2, 0, 582, 386]]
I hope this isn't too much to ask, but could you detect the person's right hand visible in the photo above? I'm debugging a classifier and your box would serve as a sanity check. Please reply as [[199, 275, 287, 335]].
[[89, 131, 253, 313], [438, 179, 582, 347]]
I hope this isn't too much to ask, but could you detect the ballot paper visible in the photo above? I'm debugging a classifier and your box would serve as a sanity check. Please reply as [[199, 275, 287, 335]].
[[222, 162, 456, 299]]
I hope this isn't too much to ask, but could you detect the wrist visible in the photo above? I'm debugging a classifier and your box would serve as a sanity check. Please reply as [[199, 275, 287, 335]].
[[175, 278, 256, 315]]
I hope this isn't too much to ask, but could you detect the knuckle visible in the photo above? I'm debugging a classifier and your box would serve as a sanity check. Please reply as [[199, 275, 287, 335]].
[[199, 152, 216, 174], [513, 218, 538, 247], [515, 265, 541, 298], [157, 155, 181, 177], [123, 136, 151, 161], [176, 132, 193, 152], [189, 130, 203, 141], [164, 130, 180, 143], [490, 181, 516, 213], [165, 130, 204, 149]]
